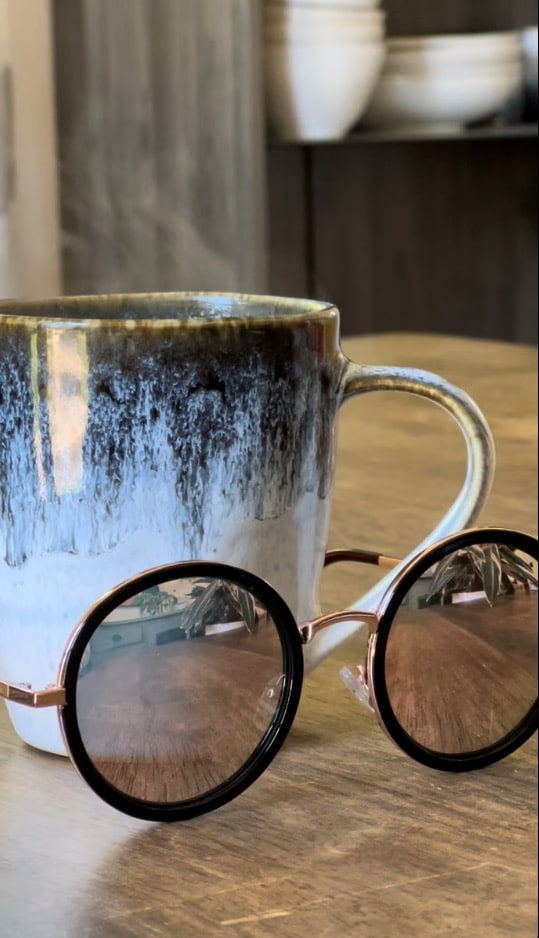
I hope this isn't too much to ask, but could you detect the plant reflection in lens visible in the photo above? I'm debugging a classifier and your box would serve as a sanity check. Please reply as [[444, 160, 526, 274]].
[[75, 575, 286, 804], [384, 542, 538, 756]]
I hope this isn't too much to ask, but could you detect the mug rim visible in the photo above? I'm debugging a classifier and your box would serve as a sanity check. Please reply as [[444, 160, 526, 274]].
[[0, 291, 339, 326]]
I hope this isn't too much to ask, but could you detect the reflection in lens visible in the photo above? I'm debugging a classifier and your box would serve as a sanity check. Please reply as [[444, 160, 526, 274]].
[[75, 575, 286, 804], [384, 542, 538, 756]]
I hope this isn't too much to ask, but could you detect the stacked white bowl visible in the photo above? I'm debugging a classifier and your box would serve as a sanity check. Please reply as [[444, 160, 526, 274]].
[[362, 31, 525, 134], [263, 0, 387, 141]]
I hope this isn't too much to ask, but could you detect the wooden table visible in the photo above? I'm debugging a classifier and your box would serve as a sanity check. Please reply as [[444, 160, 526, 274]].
[[1, 333, 537, 937]]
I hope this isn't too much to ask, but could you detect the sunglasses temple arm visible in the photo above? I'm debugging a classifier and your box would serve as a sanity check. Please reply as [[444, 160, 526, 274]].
[[324, 548, 401, 570], [303, 546, 398, 643], [0, 680, 65, 708]]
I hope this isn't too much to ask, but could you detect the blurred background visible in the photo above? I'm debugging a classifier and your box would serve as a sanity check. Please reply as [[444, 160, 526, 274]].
[[0, 0, 537, 342]]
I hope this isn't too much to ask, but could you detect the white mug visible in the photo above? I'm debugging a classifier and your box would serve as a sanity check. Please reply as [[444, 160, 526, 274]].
[[0, 293, 494, 753]]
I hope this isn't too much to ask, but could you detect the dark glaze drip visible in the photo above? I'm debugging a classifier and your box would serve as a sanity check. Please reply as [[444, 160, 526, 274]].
[[1, 318, 339, 567]]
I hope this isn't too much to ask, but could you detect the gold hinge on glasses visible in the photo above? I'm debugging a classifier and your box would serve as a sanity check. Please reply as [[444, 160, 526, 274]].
[[0, 681, 65, 708]]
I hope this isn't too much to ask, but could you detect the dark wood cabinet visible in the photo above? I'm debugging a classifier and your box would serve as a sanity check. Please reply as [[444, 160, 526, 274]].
[[382, 0, 536, 34], [267, 129, 537, 344]]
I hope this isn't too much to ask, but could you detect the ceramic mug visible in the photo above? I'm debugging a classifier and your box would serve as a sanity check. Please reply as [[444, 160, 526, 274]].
[[0, 293, 494, 754]]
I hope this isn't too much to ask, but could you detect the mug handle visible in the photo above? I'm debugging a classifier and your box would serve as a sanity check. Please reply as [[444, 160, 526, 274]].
[[304, 360, 495, 670]]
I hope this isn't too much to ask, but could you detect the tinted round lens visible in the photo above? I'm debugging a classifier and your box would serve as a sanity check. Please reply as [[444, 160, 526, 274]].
[[74, 575, 287, 804], [384, 541, 538, 756]]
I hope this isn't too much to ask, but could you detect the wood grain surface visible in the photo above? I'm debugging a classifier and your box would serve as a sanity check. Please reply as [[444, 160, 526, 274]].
[[0, 333, 537, 937]]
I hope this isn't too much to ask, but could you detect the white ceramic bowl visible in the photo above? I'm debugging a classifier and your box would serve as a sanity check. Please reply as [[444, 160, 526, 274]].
[[362, 61, 523, 133], [386, 31, 521, 56], [264, 23, 386, 44], [265, 0, 380, 8], [265, 40, 386, 140], [264, 6, 385, 29], [384, 41, 521, 72]]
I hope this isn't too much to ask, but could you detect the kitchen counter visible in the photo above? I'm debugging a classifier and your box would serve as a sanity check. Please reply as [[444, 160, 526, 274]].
[[0, 332, 537, 937]]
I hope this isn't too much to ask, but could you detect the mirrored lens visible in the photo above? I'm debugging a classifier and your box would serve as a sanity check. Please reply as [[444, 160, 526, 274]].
[[384, 541, 538, 756], [74, 574, 287, 804]]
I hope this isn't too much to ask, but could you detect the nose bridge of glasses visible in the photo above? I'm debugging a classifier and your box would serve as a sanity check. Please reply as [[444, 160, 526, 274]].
[[0, 680, 66, 708], [300, 609, 379, 644]]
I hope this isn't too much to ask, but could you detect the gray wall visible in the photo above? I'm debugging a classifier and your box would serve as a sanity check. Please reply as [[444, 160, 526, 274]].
[[52, 0, 268, 296]]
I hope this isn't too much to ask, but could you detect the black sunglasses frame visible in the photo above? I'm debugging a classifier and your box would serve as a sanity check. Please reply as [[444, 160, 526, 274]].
[[370, 528, 538, 773], [59, 561, 304, 822], [1, 527, 537, 822]]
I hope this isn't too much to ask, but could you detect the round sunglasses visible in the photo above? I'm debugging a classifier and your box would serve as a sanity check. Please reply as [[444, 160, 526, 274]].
[[1, 527, 537, 822]]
